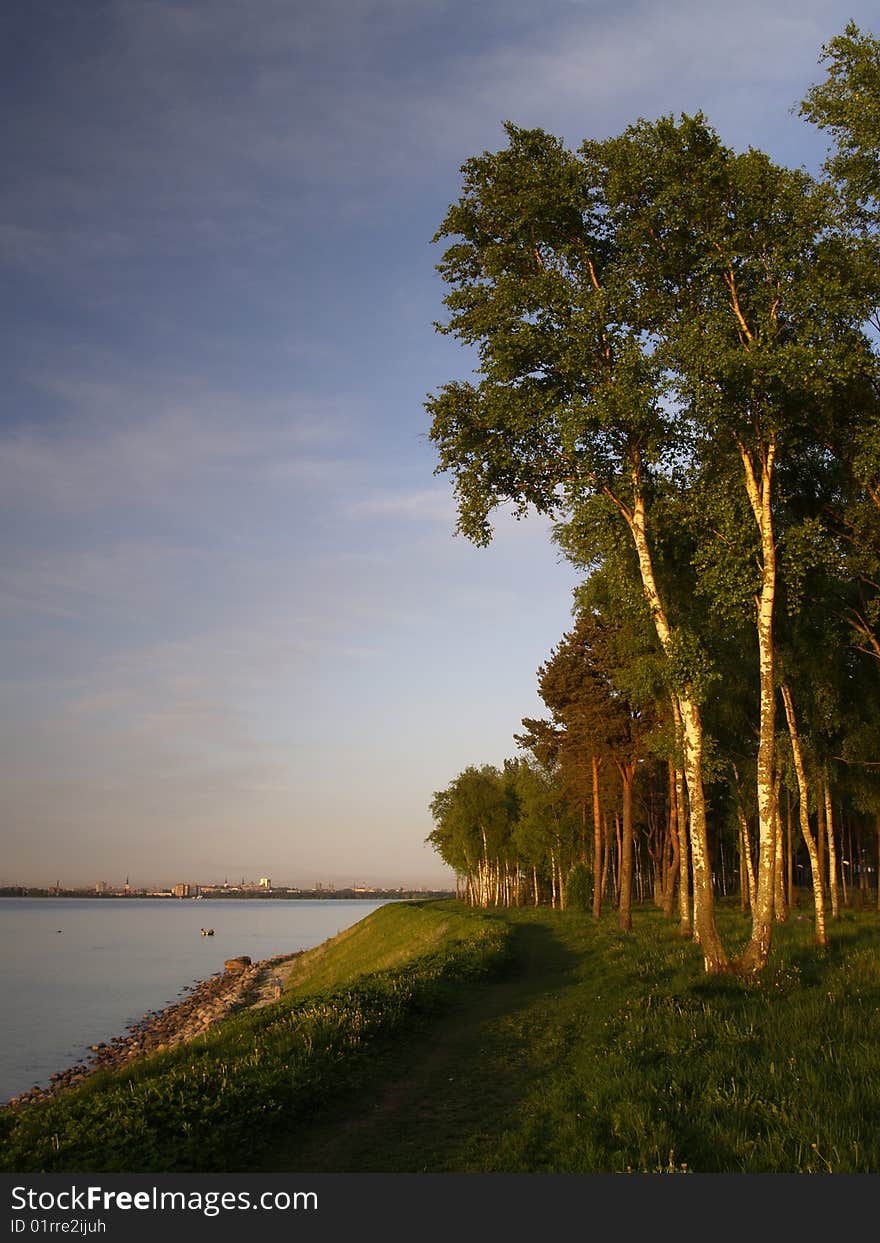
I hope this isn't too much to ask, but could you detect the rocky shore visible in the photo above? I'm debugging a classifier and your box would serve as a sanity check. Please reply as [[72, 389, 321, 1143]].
[[5, 950, 303, 1111]]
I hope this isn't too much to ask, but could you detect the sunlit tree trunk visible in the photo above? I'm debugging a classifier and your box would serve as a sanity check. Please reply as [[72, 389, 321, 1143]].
[[601, 812, 612, 904], [781, 684, 828, 948], [617, 763, 636, 931], [622, 479, 726, 970], [662, 760, 681, 919], [787, 790, 794, 910], [592, 754, 603, 919], [737, 438, 778, 972], [824, 772, 840, 920], [773, 769, 787, 922], [670, 702, 692, 938], [738, 806, 757, 913]]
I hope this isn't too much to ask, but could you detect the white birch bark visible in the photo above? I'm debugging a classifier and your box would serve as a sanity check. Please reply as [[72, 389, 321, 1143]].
[[824, 773, 840, 920], [613, 475, 725, 969], [781, 684, 828, 947], [738, 806, 757, 912], [737, 438, 778, 971]]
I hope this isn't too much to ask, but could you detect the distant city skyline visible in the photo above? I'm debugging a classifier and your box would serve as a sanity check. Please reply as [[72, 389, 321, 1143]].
[[2, 877, 453, 894], [3, 0, 875, 890]]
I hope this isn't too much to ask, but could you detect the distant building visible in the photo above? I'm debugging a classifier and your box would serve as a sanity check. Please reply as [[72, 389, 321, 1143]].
[[259, 877, 271, 889], [172, 882, 191, 899], [95, 881, 108, 893]]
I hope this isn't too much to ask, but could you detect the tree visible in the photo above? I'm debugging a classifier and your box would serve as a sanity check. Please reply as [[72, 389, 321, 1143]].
[[800, 23, 880, 242], [427, 65, 877, 968], [801, 23, 880, 663], [592, 113, 873, 967], [535, 607, 655, 930], [426, 124, 728, 971], [428, 765, 518, 907]]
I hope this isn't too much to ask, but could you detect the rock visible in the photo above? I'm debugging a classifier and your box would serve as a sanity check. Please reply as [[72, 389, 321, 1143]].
[[223, 956, 252, 972]]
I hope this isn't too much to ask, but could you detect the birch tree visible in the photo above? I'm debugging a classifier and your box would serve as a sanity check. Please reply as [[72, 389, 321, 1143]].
[[426, 125, 729, 970], [594, 114, 872, 968]]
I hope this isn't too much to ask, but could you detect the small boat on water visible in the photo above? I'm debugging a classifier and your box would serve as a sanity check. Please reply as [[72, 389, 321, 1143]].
[[199, 927, 215, 937]]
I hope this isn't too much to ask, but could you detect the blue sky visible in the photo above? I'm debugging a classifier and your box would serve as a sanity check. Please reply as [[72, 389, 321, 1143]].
[[2, 0, 876, 889]]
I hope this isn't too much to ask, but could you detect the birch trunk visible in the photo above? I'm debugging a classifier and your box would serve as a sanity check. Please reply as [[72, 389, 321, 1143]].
[[617, 764, 635, 931], [663, 761, 681, 919], [671, 691, 692, 938], [737, 438, 778, 972], [787, 791, 794, 910], [601, 813, 612, 904], [619, 477, 725, 970], [592, 754, 603, 920], [781, 683, 828, 948], [823, 773, 840, 920], [773, 769, 787, 922], [738, 806, 757, 913]]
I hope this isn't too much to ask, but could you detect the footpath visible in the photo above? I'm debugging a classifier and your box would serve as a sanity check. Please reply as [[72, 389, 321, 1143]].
[[255, 916, 586, 1173]]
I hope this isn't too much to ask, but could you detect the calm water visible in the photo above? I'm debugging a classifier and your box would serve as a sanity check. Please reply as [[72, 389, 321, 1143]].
[[0, 897, 389, 1104]]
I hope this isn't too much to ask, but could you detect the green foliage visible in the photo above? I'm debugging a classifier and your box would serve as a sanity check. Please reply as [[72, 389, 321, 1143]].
[[664, 628, 720, 705], [801, 22, 880, 223], [566, 863, 593, 913], [426, 22, 880, 967]]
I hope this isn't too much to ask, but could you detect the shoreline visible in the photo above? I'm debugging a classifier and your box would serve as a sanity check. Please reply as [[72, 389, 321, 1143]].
[[4, 949, 304, 1111]]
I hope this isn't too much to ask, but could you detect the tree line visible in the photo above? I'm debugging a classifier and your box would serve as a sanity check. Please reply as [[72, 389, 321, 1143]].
[[426, 24, 880, 974]]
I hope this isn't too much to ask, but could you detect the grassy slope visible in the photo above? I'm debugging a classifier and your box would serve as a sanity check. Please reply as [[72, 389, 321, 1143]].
[[257, 901, 880, 1174], [282, 899, 480, 996], [4, 898, 880, 1173], [0, 901, 511, 1174]]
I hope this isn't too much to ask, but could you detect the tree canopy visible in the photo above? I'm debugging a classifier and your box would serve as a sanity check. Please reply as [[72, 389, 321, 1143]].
[[426, 23, 880, 973]]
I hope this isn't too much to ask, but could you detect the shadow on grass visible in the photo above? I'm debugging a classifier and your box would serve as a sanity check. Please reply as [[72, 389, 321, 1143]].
[[252, 917, 582, 1173]]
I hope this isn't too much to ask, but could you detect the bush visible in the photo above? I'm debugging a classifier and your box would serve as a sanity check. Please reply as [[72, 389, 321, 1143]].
[[567, 863, 593, 913]]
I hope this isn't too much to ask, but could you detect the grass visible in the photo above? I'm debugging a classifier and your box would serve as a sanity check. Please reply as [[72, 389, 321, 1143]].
[[2, 897, 879, 1173], [259, 899, 880, 1174], [282, 898, 484, 996], [0, 902, 511, 1173]]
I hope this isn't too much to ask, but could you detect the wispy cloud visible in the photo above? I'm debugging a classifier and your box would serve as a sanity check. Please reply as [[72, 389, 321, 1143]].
[[351, 487, 456, 523], [0, 381, 355, 515]]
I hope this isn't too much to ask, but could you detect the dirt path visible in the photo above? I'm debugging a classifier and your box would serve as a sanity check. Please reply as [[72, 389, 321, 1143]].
[[256, 919, 581, 1172]]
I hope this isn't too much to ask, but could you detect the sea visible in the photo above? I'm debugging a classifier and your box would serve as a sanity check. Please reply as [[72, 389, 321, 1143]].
[[0, 896, 390, 1105]]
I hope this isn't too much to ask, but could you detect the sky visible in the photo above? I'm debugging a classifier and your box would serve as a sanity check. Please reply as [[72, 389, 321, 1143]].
[[1, 0, 876, 890]]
